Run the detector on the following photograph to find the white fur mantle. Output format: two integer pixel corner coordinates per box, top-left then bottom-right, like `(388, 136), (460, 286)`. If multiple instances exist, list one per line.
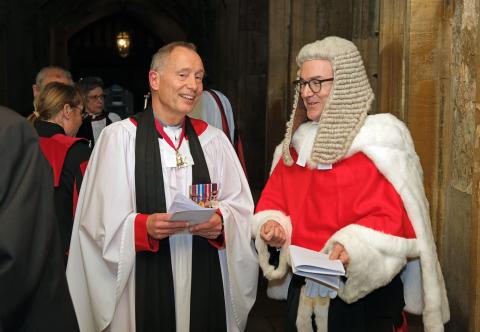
(252, 113), (449, 332)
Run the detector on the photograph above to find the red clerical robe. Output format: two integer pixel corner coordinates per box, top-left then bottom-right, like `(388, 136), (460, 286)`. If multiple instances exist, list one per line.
(256, 149), (416, 250)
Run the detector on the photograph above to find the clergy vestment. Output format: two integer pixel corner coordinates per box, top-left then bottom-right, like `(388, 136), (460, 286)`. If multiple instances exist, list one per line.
(35, 120), (90, 263)
(66, 110), (258, 332)
(76, 111), (121, 148)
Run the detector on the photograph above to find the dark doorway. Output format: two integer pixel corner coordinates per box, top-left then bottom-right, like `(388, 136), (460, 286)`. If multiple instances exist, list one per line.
(68, 12), (163, 114)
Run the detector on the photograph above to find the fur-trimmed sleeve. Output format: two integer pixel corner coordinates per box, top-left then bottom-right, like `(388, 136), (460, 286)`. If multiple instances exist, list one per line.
(322, 224), (419, 303)
(252, 154), (294, 280)
(252, 210), (292, 280)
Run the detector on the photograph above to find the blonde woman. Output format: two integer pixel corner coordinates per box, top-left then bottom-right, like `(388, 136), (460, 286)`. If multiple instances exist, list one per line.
(28, 82), (90, 265)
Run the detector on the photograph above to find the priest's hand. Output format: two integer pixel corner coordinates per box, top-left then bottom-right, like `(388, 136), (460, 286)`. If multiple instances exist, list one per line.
(260, 220), (286, 248)
(329, 243), (349, 267)
(188, 212), (223, 239)
(146, 213), (189, 240)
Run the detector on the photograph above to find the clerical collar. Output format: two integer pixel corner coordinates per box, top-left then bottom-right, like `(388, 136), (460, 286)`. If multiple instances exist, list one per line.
(87, 111), (107, 121)
(153, 114), (183, 129)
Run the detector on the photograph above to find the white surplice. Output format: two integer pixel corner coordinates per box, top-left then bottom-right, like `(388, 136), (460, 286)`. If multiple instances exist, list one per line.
(66, 117), (258, 332)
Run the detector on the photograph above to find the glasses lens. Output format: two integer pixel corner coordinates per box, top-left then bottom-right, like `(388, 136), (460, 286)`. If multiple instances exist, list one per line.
(308, 79), (322, 93)
(88, 94), (105, 101)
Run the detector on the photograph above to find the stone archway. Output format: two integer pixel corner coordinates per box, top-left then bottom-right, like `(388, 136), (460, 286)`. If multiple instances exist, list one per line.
(49, 1), (187, 67)
(48, 1), (188, 113)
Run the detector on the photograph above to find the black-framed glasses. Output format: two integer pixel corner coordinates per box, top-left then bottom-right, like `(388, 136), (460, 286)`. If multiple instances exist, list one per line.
(292, 78), (334, 93)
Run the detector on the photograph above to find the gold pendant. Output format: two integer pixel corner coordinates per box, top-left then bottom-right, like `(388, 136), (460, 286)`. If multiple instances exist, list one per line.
(176, 150), (185, 167)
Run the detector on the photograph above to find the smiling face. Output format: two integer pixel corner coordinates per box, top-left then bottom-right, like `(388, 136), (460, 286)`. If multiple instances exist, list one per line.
(149, 46), (204, 125)
(299, 59), (334, 122)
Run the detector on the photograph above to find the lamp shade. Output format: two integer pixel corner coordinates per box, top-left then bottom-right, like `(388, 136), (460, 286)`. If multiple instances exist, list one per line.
(116, 31), (131, 58)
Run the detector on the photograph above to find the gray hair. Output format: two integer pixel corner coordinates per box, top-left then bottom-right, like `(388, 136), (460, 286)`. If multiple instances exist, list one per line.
(150, 41), (197, 72)
(35, 66), (73, 90)
(282, 36), (374, 166)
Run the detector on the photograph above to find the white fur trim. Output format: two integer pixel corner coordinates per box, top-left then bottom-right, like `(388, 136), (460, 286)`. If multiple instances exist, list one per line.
(296, 286), (329, 332)
(348, 114), (449, 331)
(267, 114), (449, 331)
(313, 296), (329, 332)
(296, 286), (314, 332)
(252, 210), (292, 280)
(266, 272), (291, 300)
(270, 143), (283, 175)
(323, 224), (419, 303)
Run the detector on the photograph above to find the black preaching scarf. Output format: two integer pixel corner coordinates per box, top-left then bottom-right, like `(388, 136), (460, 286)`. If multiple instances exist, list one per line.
(134, 108), (226, 332)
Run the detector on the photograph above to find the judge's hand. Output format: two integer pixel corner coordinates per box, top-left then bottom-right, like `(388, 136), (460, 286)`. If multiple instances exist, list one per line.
(260, 220), (286, 248)
(146, 213), (189, 240)
(329, 243), (349, 267)
(189, 212), (223, 239)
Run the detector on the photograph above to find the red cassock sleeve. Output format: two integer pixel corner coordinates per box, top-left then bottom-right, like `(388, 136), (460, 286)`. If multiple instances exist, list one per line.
(134, 214), (159, 252)
(256, 151), (416, 251)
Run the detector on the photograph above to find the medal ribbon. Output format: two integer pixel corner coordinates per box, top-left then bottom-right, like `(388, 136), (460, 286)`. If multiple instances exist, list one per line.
(154, 120), (186, 162)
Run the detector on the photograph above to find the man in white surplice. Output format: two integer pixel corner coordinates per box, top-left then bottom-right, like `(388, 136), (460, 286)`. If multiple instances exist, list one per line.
(66, 41), (258, 332)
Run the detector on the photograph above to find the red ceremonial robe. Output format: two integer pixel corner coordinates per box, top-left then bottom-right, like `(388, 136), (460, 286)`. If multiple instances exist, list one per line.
(256, 150), (416, 250)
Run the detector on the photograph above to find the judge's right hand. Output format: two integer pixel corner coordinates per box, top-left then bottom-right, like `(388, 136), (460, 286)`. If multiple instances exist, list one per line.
(260, 220), (286, 248)
(146, 213), (189, 240)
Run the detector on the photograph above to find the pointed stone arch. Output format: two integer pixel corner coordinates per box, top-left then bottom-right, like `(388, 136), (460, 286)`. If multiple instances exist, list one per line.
(49, 1), (187, 66)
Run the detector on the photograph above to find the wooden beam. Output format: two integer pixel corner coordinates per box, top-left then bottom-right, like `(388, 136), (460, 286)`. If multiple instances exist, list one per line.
(378, 0), (406, 118)
(471, 1), (480, 329)
(265, 0), (291, 172)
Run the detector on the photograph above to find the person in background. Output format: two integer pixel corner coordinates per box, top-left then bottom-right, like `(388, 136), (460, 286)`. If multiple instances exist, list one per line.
(0, 105), (79, 331)
(190, 89), (236, 142)
(27, 82), (90, 265)
(32, 65), (73, 108)
(66, 41), (258, 332)
(251, 36), (449, 332)
(190, 89), (248, 176)
(76, 76), (121, 148)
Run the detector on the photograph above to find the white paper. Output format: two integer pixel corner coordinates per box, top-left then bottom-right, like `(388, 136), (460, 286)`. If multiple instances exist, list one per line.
(289, 245), (345, 290)
(168, 192), (216, 224)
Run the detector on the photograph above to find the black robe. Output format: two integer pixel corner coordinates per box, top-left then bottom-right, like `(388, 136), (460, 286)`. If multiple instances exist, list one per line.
(35, 121), (91, 264)
(76, 111), (113, 149)
(0, 106), (79, 331)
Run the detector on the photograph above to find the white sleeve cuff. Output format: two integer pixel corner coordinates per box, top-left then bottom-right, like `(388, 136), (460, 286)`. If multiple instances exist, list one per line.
(251, 210), (292, 280)
(323, 224), (418, 304)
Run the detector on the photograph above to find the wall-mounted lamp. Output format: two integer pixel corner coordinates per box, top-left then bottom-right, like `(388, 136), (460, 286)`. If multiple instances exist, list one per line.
(116, 31), (131, 58)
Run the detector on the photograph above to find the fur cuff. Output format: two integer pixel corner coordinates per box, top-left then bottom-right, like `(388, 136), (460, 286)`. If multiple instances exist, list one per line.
(252, 210), (292, 280)
(323, 224), (419, 303)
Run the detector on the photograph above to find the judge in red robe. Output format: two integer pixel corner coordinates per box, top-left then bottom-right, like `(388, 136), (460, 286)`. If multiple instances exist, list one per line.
(252, 37), (449, 332)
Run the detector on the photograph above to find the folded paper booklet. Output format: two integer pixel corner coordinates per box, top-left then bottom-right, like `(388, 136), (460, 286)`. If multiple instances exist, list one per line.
(168, 192), (216, 224)
(289, 245), (346, 290)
